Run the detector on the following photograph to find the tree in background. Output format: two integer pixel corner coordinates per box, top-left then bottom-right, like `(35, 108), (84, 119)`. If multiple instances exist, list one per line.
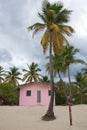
(0, 83), (19, 105)
(23, 62), (42, 83)
(28, 0), (74, 120)
(40, 75), (50, 83)
(5, 66), (21, 87)
(0, 66), (5, 83)
(63, 46), (86, 97)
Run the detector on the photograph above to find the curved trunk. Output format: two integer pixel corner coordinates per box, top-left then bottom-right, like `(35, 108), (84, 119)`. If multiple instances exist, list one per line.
(42, 32), (56, 121)
(57, 69), (62, 81)
(68, 65), (72, 97)
(57, 70), (67, 98)
(67, 65), (72, 126)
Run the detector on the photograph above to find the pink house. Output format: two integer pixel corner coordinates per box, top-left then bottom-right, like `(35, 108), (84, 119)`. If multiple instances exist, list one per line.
(19, 82), (55, 106)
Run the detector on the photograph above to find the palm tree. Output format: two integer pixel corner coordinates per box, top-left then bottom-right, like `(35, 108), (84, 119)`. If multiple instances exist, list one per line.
(28, 0), (74, 120)
(23, 62), (42, 83)
(46, 55), (67, 97)
(63, 46), (86, 97)
(0, 66), (5, 83)
(40, 75), (50, 83)
(5, 66), (21, 86)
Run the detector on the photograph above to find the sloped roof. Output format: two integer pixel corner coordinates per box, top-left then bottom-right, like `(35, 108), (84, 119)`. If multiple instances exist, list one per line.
(18, 82), (51, 89)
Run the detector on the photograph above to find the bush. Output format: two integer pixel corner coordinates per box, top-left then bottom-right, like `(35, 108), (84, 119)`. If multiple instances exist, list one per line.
(55, 91), (66, 105)
(0, 83), (19, 105)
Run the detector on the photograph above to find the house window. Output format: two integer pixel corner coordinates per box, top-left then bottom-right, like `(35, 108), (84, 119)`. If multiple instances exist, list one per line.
(48, 90), (51, 96)
(26, 90), (31, 96)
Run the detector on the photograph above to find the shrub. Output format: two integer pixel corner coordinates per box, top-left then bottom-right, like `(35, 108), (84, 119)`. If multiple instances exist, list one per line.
(0, 83), (19, 105)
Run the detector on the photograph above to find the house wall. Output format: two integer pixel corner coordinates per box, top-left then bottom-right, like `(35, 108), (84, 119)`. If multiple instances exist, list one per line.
(19, 84), (52, 106)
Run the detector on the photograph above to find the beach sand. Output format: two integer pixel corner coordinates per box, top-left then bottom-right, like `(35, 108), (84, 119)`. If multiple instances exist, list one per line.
(0, 105), (87, 130)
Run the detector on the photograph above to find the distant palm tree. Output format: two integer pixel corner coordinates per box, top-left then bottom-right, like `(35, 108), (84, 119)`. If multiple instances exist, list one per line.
(63, 46), (86, 97)
(46, 54), (67, 81)
(23, 62), (42, 83)
(28, 0), (74, 120)
(5, 66), (21, 86)
(46, 55), (67, 97)
(41, 75), (50, 83)
(0, 66), (5, 83)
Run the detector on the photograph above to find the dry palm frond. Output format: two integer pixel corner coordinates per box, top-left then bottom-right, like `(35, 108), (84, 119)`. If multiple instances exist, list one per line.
(59, 25), (75, 36)
(41, 30), (50, 53)
(49, 23), (61, 32)
(32, 25), (45, 38)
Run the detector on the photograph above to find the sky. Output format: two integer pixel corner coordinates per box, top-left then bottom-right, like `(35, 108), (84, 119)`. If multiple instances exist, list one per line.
(0, 0), (87, 82)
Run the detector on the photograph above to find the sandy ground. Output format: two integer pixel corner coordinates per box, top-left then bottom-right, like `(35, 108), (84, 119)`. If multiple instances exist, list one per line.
(0, 105), (87, 130)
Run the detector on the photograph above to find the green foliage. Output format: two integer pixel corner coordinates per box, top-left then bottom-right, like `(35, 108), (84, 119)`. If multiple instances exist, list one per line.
(0, 83), (19, 105)
(40, 76), (50, 83)
(5, 66), (21, 86)
(55, 90), (66, 105)
(55, 81), (87, 105)
(0, 65), (5, 83)
(23, 62), (42, 83)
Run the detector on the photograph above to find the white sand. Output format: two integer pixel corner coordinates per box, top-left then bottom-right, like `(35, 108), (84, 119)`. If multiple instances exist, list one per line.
(0, 105), (87, 130)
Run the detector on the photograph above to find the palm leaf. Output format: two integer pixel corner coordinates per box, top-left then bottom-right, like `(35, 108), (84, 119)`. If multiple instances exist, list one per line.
(41, 30), (50, 53)
(60, 25), (75, 36)
(56, 9), (72, 24)
(32, 25), (45, 38)
(28, 23), (45, 30)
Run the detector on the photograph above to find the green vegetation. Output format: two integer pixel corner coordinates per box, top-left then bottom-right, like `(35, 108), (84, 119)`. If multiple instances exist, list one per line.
(23, 62), (42, 83)
(5, 66), (21, 87)
(0, 83), (19, 105)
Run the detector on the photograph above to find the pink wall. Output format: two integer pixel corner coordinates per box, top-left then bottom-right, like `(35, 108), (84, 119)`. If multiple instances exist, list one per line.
(19, 83), (55, 106)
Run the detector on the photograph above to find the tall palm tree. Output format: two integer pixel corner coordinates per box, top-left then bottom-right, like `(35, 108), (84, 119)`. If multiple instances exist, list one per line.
(5, 66), (21, 86)
(23, 62), (42, 83)
(28, 0), (74, 120)
(0, 66), (5, 83)
(63, 46), (86, 97)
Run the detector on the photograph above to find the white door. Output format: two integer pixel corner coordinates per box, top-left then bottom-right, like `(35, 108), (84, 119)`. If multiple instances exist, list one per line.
(37, 91), (41, 103)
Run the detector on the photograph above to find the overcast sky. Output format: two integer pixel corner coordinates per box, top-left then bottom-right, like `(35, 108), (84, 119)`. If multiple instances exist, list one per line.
(0, 0), (87, 81)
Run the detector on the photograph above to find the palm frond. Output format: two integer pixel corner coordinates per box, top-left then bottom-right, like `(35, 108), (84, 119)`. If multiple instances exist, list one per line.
(42, 0), (50, 16)
(50, 2), (63, 13)
(38, 12), (47, 23)
(60, 25), (75, 36)
(32, 25), (45, 38)
(56, 9), (72, 24)
(49, 23), (61, 32)
(75, 59), (86, 64)
(28, 23), (45, 31)
(41, 30), (50, 53)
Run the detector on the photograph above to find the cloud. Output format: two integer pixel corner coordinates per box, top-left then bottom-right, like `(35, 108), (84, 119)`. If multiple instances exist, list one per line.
(0, 0), (87, 82)
(0, 48), (12, 62)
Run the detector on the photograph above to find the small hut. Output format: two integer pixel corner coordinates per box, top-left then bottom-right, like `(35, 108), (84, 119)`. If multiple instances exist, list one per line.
(19, 82), (55, 106)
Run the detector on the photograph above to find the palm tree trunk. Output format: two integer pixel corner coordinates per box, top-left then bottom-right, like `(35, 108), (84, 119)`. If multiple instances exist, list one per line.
(67, 65), (72, 97)
(42, 33), (56, 121)
(67, 65), (72, 126)
(57, 69), (62, 81)
(57, 70), (67, 98)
